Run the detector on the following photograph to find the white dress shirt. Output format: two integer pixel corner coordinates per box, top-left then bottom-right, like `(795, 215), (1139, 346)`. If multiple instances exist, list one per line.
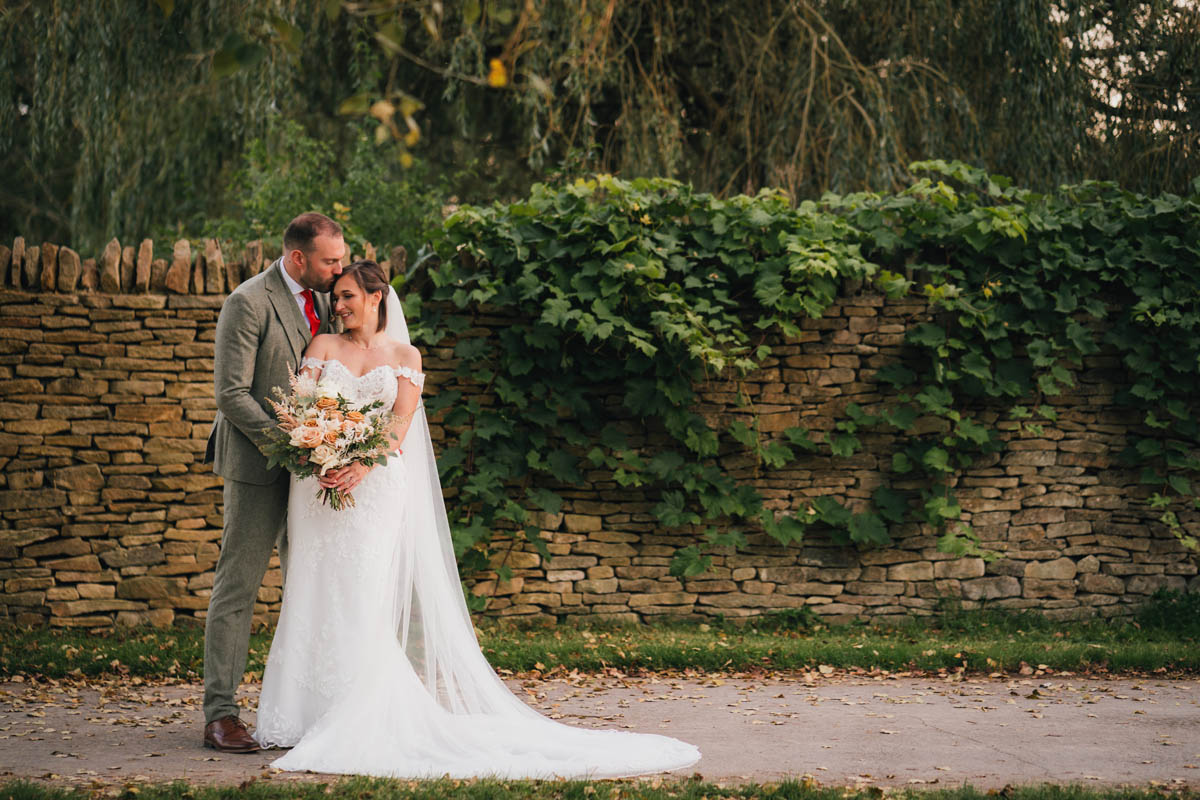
(279, 260), (313, 319)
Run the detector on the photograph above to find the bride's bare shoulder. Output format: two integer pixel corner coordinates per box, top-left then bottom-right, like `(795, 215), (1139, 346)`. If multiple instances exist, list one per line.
(389, 341), (422, 371)
(303, 333), (342, 361)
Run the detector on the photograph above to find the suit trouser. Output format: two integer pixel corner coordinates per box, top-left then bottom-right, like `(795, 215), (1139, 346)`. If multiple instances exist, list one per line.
(203, 473), (290, 724)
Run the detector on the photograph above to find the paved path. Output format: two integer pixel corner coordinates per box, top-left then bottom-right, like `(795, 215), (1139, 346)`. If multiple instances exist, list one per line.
(1, 674), (1197, 790)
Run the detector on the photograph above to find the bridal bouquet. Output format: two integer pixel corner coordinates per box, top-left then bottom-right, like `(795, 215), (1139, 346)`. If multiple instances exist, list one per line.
(262, 369), (395, 510)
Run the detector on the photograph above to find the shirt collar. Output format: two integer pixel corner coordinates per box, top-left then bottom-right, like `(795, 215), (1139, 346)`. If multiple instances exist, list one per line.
(279, 259), (307, 297)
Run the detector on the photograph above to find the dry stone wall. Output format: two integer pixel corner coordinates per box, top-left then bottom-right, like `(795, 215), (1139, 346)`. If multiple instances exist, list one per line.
(0, 236), (1196, 629)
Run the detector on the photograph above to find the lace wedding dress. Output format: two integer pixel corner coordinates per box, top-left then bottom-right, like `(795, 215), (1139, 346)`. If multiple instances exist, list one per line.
(254, 355), (701, 779)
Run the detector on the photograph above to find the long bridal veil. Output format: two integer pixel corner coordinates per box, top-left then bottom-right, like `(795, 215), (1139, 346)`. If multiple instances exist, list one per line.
(380, 284), (521, 715)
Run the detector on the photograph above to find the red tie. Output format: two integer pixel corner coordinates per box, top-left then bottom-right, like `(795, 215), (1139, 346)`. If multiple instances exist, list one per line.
(301, 289), (320, 336)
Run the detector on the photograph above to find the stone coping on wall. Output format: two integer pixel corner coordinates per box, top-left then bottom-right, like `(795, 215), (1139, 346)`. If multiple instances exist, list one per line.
(0, 236), (407, 296)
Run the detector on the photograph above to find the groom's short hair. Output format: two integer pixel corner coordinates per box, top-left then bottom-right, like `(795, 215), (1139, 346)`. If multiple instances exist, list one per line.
(283, 212), (343, 255)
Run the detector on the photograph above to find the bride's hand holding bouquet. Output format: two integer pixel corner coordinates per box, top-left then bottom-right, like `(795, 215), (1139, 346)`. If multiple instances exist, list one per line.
(262, 369), (396, 510)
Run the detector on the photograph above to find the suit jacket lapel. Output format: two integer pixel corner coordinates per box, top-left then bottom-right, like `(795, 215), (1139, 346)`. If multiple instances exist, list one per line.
(314, 291), (333, 335)
(265, 260), (311, 364)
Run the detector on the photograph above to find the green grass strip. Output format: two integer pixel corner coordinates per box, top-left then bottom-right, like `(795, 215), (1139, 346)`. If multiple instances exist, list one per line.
(0, 778), (1195, 800)
(2, 597), (1197, 680)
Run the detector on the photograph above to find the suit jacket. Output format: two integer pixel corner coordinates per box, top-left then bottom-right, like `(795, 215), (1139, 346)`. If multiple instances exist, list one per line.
(205, 260), (331, 485)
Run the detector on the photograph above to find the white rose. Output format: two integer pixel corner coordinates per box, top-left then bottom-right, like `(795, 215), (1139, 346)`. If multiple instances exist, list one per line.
(315, 380), (341, 401)
(309, 444), (337, 474)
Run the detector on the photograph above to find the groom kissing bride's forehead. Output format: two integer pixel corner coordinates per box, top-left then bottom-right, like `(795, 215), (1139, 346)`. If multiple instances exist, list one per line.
(202, 211), (345, 754)
(283, 213), (346, 294)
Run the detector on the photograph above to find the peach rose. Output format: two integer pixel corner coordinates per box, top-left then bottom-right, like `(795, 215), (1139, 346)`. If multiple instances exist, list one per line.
(289, 425), (324, 449)
(323, 429), (339, 445)
(345, 410), (365, 422)
(315, 396), (339, 410)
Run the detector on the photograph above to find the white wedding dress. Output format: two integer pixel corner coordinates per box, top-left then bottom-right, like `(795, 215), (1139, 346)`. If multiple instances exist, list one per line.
(254, 349), (701, 779)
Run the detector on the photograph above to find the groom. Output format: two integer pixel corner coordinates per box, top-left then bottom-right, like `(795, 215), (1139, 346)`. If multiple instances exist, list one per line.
(202, 212), (345, 752)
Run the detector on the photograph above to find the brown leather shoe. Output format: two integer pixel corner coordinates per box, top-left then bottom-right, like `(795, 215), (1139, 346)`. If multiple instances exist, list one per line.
(204, 715), (260, 753)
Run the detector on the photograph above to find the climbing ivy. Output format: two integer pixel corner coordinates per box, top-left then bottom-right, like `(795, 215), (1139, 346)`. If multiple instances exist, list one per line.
(403, 165), (1200, 583)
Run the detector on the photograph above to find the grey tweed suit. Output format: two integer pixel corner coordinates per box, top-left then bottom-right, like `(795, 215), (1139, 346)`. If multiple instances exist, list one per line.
(203, 260), (330, 724)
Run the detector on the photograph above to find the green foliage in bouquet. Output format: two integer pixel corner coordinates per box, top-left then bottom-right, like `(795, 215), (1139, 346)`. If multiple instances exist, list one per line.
(404, 164), (1200, 580)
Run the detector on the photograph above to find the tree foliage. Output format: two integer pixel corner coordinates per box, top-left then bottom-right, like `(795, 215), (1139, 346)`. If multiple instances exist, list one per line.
(3, 0), (1196, 256)
(351, 0), (1199, 198)
(0, 0), (381, 250)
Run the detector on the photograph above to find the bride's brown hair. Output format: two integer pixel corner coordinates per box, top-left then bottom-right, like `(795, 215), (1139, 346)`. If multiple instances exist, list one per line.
(335, 260), (389, 332)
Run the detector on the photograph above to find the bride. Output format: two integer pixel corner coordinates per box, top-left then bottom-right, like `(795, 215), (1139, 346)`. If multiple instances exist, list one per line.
(253, 259), (701, 779)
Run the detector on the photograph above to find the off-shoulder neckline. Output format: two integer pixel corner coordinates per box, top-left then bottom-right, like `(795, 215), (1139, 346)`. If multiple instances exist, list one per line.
(300, 356), (424, 385)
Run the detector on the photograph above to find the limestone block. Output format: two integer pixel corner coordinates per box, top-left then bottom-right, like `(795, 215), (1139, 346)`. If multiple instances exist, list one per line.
(1076, 555), (1100, 574)
(759, 566), (814, 582)
(960, 576), (1020, 601)
(135, 239), (153, 292)
(844, 580), (904, 596)
(685, 579), (738, 593)
(25, 537), (90, 558)
(508, 592), (562, 607)
(1012, 507), (1065, 525)
(933, 558), (985, 579)
(149, 258), (169, 290)
(9, 237), (25, 286)
(575, 578), (619, 594)
(4, 576), (53, 592)
(887, 562), (934, 581)
(5, 590), (47, 607)
(79, 257), (99, 290)
(99, 544), (164, 568)
(1078, 573), (1123, 594)
(49, 598), (143, 616)
(204, 239), (225, 294)
(77, 583), (116, 599)
(487, 550), (540, 569)
(0, 244), (9, 287)
(1047, 521), (1091, 538)
(860, 549), (923, 566)
(697, 592), (807, 608)
(809, 602), (864, 616)
(1025, 492), (1082, 508)
(116, 576), (185, 599)
(0, 488), (68, 511)
(121, 245), (135, 290)
(628, 591), (697, 607)
(1023, 578), (1075, 599)
(586, 565), (614, 580)
(53, 247), (81, 292)
(100, 238), (121, 292)
(742, 580), (776, 594)
(470, 577), (524, 596)
(165, 240), (191, 293)
(51, 463), (104, 491)
(776, 581), (844, 596)
(1126, 574), (1187, 595)
(563, 513), (602, 532)
(36, 242), (57, 291)
(572, 541), (636, 557)
(1024, 557), (1077, 580)
(116, 608), (174, 627)
(243, 241), (263, 278)
(22, 244), (40, 287)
